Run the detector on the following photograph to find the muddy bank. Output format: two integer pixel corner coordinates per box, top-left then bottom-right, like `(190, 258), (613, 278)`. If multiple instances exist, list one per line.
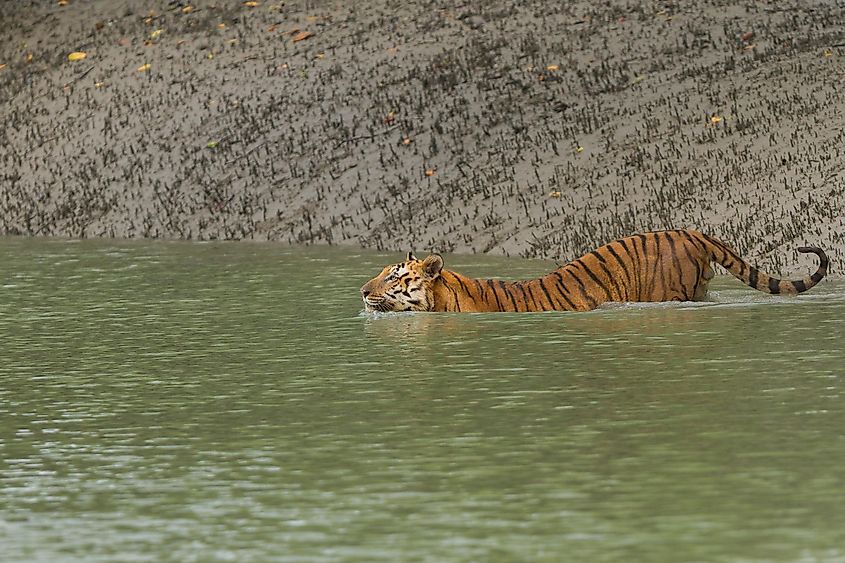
(1, 0), (843, 273)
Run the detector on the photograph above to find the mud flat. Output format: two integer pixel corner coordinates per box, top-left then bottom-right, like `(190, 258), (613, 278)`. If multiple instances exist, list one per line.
(1, 0), (843, 273)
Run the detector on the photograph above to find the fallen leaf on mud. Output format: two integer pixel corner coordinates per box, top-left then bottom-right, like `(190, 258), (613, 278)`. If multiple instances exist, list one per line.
(384, 111), (396, 124)
(633, 75), (646, 83)
(25, 53), (34, 63)
(0, 64), (7, 71)
(95, 81), (105, 88)
(546, 64), (559, 71)
(710, 115), (722, 124)
(740, 31), (754, 41)
(291, 30), (313, 42)
(243, 1), (259, 6)
(424, 169), (436, 177)
(207, 140), (219, 148)
(217, 23), (226, 30)
(267, 24), (279, 32)
(315, 52), (325, 59)
(137, 63), (151, 72)
(58, 0), (69, 5)
(68, 51), (87, 61)
(150, 29), (163, 40)
(182, 5), (194, 13)
(402, 137), (412, 145)
(823, 49), (833, 57)
(549, 191), (562, 198)
(576, 146), (584, 153)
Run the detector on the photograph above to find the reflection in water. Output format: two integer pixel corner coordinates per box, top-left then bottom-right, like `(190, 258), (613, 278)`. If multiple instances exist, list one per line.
(1, 237), (844, 561)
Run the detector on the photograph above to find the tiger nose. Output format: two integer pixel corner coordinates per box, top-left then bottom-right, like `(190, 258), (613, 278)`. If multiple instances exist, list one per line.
(361, 288), (371, 298)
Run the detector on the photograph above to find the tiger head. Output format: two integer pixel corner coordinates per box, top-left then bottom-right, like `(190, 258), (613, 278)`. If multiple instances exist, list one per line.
(360, 252), (444, 312)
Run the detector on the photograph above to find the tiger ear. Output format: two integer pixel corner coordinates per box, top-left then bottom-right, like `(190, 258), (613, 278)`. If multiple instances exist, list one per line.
(407, 251), (417, 261)
(422, 254), (443, 279)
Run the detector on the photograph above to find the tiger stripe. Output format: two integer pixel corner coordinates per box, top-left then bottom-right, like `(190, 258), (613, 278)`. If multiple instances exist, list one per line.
(361, 229), (830, 312)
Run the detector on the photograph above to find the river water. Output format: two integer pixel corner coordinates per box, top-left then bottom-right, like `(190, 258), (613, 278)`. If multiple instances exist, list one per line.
(1, 237), (844, 561)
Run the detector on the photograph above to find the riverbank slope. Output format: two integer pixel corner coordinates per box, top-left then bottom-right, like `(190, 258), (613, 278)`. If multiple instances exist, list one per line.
(2, 0), (843, 274)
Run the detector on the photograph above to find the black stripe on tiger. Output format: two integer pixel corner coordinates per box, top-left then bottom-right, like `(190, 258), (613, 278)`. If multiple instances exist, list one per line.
(663, 231), (688, 300)
(675, 231), (703, 299)
(551, 271), (579, 310)
(591, 250), (626, 301)
(604, 243), (632, 301)
(648, 232), (662, 299)
(452, 274), (477, 304)
(473, 279), (488, 306)
(563, 266), (597, 309)
(538, 278), (560, 310)
(500, 280), (520, 311)
(617, 237), (641, 300)
(486, 279), (504, 310)
(748, 267), (759, 290)
(520, 283), (541, 311)
(574, 259), (612, 302)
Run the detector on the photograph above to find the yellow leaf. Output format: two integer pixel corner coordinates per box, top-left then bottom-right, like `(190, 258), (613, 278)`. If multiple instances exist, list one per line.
(402, 137), (412, 145)
(95, 81), (105, 88)
(291, 30), (313, 42)
(25, 53), (34, 63)
(576, 146), (584, 153)
(182, 5), (194, 13)
(549, 190), (562, 198)
(137, 63), (151, 72)
(546, 64), (559, 71)
(425, 169), (436, 177)
(823, 49), (833, 57)
(0, 64), (6, 71)
(150, 29), (163, 40)
(217, 23), (226, 30)
(710, 115), (722, 124)
(243, 1), (259, 6)
(68, 51), (87, 61)
(58, 0), (68, 5)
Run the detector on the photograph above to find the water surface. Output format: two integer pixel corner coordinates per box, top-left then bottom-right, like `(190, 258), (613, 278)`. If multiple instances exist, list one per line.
(1, 238), (844, 561)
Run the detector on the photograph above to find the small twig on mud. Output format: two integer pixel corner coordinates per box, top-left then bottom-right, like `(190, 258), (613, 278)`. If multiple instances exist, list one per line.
(63, 64), (96, 88)
(225, 141), (267, 165)
(333, 124), (399, 149)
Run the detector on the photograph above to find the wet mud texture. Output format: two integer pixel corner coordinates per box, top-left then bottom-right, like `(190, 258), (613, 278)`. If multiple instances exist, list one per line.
(2, 0), (843, 273)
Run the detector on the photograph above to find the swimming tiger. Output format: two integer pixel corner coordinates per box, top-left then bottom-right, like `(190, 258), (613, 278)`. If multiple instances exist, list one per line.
(360, 229), (829, 312)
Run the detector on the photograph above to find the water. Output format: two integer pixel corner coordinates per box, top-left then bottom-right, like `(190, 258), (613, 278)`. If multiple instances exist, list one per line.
(1, 237), (844, 561)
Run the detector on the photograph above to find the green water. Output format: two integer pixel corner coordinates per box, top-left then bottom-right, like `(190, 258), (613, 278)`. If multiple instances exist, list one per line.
(1, 237), (844, 562)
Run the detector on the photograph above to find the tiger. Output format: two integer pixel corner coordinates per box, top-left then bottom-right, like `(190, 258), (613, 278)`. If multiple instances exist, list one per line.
(360, 229), (829, 312)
